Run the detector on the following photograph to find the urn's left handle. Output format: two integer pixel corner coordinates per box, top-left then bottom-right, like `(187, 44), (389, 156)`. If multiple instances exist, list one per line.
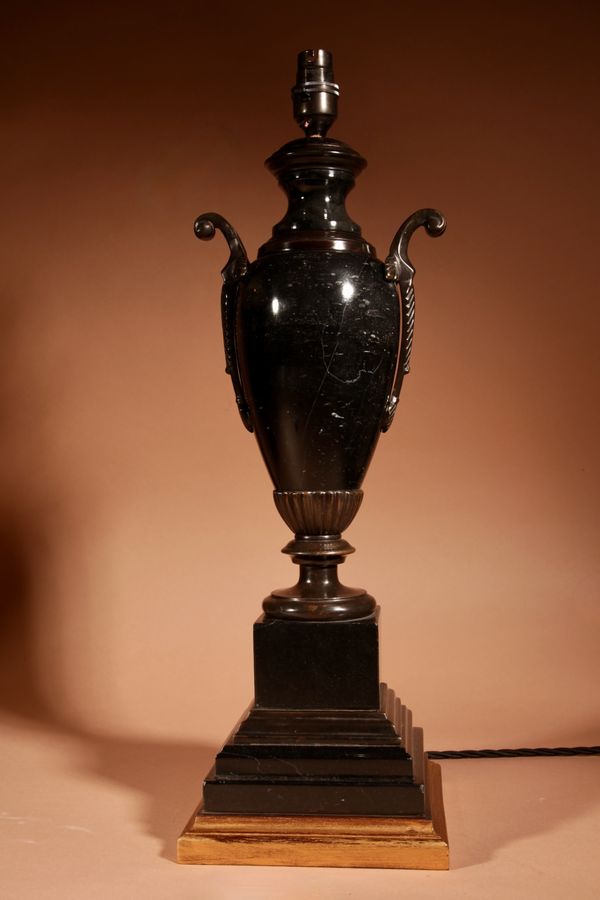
(194, 212), (253, 432)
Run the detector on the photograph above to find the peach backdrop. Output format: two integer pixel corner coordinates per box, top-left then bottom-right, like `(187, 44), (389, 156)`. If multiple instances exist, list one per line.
(1, 0), (598, 759)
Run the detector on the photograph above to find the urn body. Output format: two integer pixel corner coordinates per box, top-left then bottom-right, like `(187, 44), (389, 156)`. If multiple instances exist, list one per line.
(236, 250), (400, 492)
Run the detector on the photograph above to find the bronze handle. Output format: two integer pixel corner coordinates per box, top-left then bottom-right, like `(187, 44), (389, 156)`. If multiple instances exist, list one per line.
(382, 208), (446, 432)
(194, 212), (253, 432)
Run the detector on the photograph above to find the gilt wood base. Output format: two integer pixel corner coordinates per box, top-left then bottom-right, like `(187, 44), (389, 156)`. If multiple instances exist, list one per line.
(177, 759), (448, 869)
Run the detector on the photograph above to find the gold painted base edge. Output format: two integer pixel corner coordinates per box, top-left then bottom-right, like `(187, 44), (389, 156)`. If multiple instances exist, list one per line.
(177, 759), (449, 870)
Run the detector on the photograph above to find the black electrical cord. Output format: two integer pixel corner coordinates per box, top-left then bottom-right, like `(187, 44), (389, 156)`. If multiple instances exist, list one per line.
(427, 746), (600, 760)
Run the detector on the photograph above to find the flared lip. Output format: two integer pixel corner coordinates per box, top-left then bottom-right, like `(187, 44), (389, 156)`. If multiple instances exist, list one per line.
(265, 137), (367, 179)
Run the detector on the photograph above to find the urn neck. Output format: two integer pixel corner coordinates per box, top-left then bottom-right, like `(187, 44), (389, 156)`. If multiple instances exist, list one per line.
(259, 138), (374, 257)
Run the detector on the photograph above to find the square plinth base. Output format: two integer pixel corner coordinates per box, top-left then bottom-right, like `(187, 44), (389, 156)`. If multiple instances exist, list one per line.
(253, 609), (381, 709)
(177, 760), (449, 870)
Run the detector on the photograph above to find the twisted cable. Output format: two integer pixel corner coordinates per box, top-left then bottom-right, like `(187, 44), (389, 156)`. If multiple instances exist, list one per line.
(428, 746), (600, 760)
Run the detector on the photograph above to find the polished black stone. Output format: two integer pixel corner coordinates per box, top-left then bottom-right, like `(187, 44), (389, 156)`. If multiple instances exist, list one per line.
(203, 768), (427, 817)
(253, 609), (380, 709)
(236, 251), (399, 491)
(263, 137), (367, 246)
(215, 694), (419, 780)
(203, 687), (428, 816)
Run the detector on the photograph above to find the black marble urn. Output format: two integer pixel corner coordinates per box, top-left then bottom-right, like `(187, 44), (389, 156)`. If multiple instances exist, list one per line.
(184, 50), (447, 840)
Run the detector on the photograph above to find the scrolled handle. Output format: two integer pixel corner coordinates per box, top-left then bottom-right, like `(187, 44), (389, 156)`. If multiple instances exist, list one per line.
(194, 212), (253, 432)
(381, 208), (446, 432)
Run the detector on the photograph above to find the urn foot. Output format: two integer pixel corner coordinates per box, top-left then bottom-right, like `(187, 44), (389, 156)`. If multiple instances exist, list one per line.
(266, 489), (374, 620)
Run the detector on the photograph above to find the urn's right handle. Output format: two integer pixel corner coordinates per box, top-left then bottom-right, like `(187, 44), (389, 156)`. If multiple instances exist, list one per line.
(382, 208), (446, 432)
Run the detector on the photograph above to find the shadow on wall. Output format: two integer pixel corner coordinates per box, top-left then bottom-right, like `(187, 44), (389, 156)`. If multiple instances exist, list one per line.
(0, 511), (215, 860)
(0, 298), (214, 860)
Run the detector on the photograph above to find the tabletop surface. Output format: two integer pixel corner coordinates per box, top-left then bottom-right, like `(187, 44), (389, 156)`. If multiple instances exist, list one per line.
(1, 714), (598, 900)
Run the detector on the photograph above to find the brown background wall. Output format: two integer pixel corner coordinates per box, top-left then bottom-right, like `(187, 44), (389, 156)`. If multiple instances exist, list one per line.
(1, 0), (598, 753)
